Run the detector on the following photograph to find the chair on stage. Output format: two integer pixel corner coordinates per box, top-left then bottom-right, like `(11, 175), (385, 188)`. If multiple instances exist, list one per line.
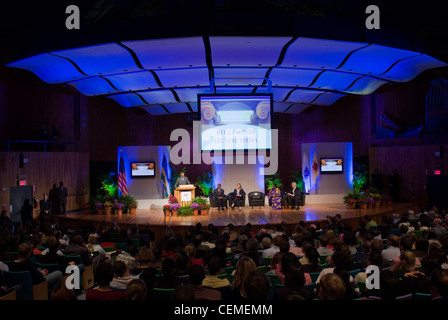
(209, 193), (228, 209)
(248, 192), (265, 209)
(227, 192), (246, 208)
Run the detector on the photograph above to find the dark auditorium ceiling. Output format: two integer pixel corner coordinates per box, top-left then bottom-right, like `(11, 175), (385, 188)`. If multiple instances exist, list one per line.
(2, 0), (448, 115)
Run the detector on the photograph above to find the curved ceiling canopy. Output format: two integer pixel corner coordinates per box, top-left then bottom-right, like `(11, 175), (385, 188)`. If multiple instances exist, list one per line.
(5, 36), (447, 115)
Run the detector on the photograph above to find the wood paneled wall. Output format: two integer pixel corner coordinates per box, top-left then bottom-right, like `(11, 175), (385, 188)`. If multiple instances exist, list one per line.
(369, 144), (448, 206)
(0, 152), (90, 214)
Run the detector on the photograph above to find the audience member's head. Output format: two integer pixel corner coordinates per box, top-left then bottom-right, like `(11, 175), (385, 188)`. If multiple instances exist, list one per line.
(172, 284), (195, 300)
(113, 260), (127, 278)
(279, 240), (291, 253)
(135, 247), (155, 265)
(370, 239), (384, 254)
(233, 256), (257, 297)
(244, 270), (270, 300)
(431, 268), (448, 300)
(161, 257), (177, 277)
(17, 242), (32, 259)
(318, 273), (346, 300)
(380, 270), (402, 300)
(207, 256), (223, 276)
(189, 264), (206, 286)
(125, 279), (147, 300)
(95, 262), (115, 287)
(388, 235), (400, 248)
(421, 256), (440, 277)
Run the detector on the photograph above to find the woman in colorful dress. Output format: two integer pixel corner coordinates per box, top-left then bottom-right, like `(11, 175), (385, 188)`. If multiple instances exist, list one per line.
(269, 184), (282, 210)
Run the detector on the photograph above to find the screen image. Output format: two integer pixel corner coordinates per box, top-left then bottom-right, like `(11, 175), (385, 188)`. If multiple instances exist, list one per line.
(131, 162), (155, 177)
(320, 158), (343, 173)
(198, 94), (273, 151)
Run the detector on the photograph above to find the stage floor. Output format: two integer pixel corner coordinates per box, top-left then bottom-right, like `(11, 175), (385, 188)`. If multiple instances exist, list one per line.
(57, 202), (417, 230)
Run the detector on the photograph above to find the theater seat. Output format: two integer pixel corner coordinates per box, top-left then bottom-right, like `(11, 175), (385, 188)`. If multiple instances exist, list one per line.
(248, 192), (265, 209)
(3, 271), (48, 300)
(227, 193), (245, 207)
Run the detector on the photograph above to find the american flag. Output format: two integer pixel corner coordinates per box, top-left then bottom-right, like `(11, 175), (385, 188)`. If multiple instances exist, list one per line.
(118, 155), (128, 195)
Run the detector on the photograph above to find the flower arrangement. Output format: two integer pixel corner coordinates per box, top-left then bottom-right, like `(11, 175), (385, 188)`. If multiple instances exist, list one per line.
(104, 201), (114, 208)
(170, 203), (181, 211)
(199, 204), (211, 211)
(190, 203), (200, 210)
(372, 194), (382, 202)
(82, 203), (91, 210)
(357, 198), (369, 205)
(168, 194), (178, 204)
(366, 197), (375, 205)
(346, 199), (357, 205)
(178, 205), (194, 216)
(163, 204), (171, 212)
(114, 202), (124, 209)
(94, 202), (104, 210)
(128, 203), (138, 209)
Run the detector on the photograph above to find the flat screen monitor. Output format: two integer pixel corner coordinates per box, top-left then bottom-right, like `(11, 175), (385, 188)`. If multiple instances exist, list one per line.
(131, 162), (155, 177)
(198, 93), (273, 151)
(320, 158), (343, 173)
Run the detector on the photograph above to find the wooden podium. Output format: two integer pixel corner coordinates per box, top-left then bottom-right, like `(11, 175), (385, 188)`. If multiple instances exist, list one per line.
(174, 184), (196, 207)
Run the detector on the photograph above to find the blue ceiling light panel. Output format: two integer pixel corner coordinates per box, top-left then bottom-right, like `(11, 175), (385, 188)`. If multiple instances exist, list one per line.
(140, 105), (170, 115)
(123, 37), (207, 69)
(281, 37), (367, 69)
(256, 87), (293, 102)
(4, 36), (447, 115)
(68, 77), (118, 96)
(154, 67), (210, 87)
(213, 67), (269, 86)
(311, 92), (346, 106)
(209, 36), (292, 67)
(336, 44), (421, 79)
(107, 93), (146, 108)
(52, 43), (141, 76)
(104, 71), (160, 92)
(380, 54), (447, 82)
(215, 86), (255, 93)
(285, 89), (326, 104)
(138, 89), (178, 104)
(269, 67), (321, 87)
(5, 53), (87, 83)
(173, 87), (212, 103)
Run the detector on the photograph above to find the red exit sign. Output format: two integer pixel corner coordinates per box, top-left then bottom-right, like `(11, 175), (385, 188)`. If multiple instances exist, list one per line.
(434, 170), (441, 175)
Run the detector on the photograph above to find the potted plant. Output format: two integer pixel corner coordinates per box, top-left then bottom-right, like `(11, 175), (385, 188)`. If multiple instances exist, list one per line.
(199, 203), (211, 215)
(114, 202), (124, 216)
(103, 201), (113, 214)
(118, 194), (138, 213)
(373, 194), (382, 207)
(128, 203), (138, 214)
(170, 203), (181, 216)
(343, 189), (361, 209)
(168, 194), (178, 204)
(365, 197), (375, 209)
(382, 194), (392, 206)
(357, 198), (368, 210)
(82, 203), (91, 214)
(163, 204), (172, 216)
(93, 202), (104, 214)
(190, 202), (200, 216)
(178, 205), (194, 216)
(346, 199), (357, 209)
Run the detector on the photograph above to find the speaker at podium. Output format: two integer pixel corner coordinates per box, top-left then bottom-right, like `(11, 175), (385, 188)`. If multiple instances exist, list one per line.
(174, 184), (196, 207)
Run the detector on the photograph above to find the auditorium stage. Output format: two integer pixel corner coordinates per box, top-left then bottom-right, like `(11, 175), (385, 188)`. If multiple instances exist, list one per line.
(55, 202), (418, 239)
